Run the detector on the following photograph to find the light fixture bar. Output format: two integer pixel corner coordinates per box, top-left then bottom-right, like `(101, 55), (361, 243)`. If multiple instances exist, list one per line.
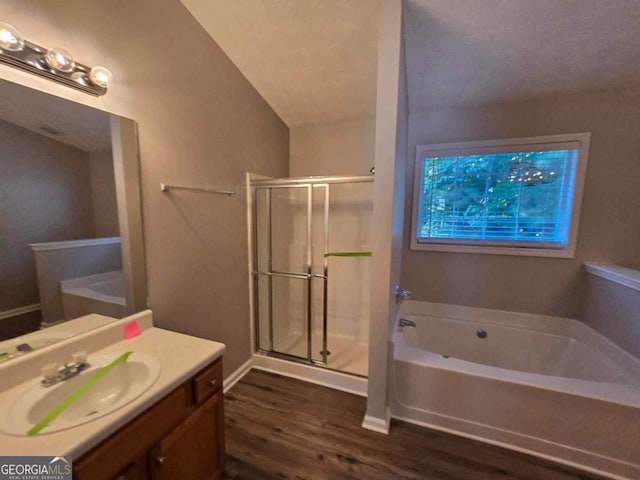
(0, 30), (108, 96)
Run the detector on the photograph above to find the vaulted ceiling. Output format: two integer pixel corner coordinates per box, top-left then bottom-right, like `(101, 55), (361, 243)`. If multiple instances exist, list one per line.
(181, 0), (380, 127)
(184, 0), (640, 124)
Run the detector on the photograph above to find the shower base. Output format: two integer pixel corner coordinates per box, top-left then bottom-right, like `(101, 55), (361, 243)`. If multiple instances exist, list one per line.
(268, 330), (369, 377)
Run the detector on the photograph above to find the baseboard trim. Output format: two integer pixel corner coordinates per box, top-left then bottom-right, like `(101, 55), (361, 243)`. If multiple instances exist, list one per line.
(252, 354), (368, 397)
(224, 358), (253, 393)
(0, 304), (40, 321)
(362, 407), (391, 435)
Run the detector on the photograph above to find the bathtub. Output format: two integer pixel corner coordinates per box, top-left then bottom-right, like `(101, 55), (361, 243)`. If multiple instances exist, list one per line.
(392, 301), (640, 480)
(60, 270), (127, 320)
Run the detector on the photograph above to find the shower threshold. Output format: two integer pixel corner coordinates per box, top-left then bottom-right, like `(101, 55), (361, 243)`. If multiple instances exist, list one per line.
(264, 331), (368, 377)
(252, 351), (369, 397)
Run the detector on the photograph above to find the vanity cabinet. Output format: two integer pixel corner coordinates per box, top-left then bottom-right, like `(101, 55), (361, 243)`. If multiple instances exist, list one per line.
(73, 357), (225, 480)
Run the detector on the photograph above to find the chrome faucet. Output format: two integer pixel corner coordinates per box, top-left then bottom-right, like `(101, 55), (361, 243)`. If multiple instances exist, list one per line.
(40, 351), (90, 387)
(394, 284), (412, 302)
(398, 318), (416, 328)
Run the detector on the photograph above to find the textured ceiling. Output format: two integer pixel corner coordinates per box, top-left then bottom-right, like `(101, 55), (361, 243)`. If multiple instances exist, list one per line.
(405, 0), (640, 113)
(0, 79), (111, 152)
(181, 0), (380, 127)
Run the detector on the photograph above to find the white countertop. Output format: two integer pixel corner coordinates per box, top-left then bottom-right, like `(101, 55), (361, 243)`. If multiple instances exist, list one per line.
(0, 326), (225, 457)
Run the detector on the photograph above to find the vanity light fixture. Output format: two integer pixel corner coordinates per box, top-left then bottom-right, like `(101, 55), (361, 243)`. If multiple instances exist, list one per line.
(0, 22), (24, 51)
(0, 21), (112, 96)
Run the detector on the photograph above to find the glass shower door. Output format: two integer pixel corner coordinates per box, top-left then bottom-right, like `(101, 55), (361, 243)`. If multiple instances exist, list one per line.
(321, 182), (372, 376)
(254, 185), (327, 363)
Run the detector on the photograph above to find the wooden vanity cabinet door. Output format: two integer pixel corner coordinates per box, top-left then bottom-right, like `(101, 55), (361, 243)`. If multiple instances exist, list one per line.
(73, 383), (192, 480)
(74, 357), (225, 480)
(151, 391), (225, 480)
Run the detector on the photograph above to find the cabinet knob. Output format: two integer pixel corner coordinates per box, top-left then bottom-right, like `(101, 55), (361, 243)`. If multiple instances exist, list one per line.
(156, 456), (165, 465)
(208, 379), (217, 387)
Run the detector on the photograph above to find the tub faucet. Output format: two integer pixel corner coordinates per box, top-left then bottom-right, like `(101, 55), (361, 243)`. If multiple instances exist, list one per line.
(394, 285), (412, 302)
(40, 351), (90, 387)
(399, 318), (416, 328)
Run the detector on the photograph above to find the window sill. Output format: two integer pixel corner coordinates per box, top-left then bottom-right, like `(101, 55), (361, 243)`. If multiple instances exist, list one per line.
(410, 240), (575, 258)
(584, 263), (640, 292)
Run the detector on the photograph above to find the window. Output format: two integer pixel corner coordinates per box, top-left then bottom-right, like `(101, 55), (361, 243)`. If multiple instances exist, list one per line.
(410, 134), (590, 257)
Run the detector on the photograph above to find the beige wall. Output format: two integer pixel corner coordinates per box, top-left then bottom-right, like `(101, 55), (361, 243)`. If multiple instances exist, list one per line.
(289, 118), (375, 177)
(581, 277), (640, 358)
(0, 119), (95, 313)
(402, 87), (640, 318)
(1, 0), (289, 377)
(89, 149), (119, 238)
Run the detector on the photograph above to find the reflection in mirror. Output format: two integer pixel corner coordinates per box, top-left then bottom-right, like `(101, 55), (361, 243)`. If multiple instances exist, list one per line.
(0, 78), (146, 362)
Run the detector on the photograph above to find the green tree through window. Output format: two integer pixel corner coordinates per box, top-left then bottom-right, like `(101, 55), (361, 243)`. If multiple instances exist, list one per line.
(419, 150), (577, 245)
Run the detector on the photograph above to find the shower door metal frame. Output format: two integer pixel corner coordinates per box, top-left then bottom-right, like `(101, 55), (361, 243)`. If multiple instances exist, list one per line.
(251, 175), (373, 369)
(252, 183), (329, 366)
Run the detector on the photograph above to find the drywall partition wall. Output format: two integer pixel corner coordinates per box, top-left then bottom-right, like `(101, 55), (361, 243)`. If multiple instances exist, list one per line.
(0, 0), (289, 377)
(581, 276), (640, 358)
(402, 87), (640, 318)
(0, 118), (95, 314)
(89, 149), (119, 238)
(364, 0), (407, 434)
(289, 118), (376, 177)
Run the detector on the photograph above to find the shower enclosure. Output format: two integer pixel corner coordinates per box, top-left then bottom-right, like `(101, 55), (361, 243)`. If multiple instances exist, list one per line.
(252, 175), (373, 377)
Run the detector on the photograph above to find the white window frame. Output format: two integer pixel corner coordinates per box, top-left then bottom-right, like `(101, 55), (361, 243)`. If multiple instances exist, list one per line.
(410, 133), (590, 258)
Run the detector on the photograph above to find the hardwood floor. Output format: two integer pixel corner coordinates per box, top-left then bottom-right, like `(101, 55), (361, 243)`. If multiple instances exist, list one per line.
(223, 370), (605, 480)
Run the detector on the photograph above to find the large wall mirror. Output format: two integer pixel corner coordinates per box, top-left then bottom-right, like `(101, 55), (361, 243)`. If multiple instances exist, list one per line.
(0, 78), (146, 362)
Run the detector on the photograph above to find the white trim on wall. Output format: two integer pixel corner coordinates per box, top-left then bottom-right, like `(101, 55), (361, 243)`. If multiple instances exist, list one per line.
(585, 263), (640, 292)
(223, 358), (253, 394)
(0, 304), (40, 321)
(29, 237), (121, 252)
(362, 407), (391, 435)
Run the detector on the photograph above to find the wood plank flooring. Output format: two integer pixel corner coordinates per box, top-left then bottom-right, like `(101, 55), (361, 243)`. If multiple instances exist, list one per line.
(222, 370), (605, 480)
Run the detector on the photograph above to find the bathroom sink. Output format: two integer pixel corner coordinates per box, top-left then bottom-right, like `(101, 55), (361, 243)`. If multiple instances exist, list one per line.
(0, 352), (161, 436)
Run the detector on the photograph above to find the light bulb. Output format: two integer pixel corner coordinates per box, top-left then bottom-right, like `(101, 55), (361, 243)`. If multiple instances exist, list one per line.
(44, 47), (75, 72)
(0, 22), (25, 51)
(89, 66), (112, 88)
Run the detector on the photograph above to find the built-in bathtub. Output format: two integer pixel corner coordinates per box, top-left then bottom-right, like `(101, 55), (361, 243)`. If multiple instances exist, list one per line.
(391, 301), (640, 480)
(60, 270), (127, 320)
